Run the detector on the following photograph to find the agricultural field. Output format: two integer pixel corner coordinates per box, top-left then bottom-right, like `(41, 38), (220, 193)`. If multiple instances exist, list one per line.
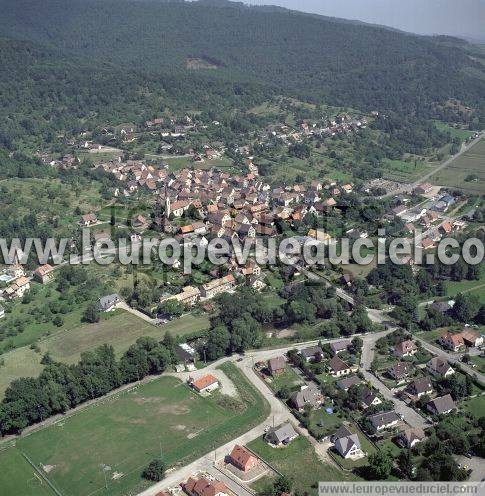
(8, 364), (268, 496)
(429, 138), (485, 194)
(434, 122), (476, 141)
(0, 311), (210, 398)
(0, 446), (56, 496)
(248, 434), (358, 495)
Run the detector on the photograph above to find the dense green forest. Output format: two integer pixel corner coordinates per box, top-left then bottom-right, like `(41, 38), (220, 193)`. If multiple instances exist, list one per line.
(1, 0), (483, 104)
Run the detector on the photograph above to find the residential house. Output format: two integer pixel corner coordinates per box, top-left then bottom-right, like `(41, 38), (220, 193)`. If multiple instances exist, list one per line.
(334, 434), (364, 460)
(426, 357), (454, 378)
(80, 213), (97, 226)
(439, 331), (465, 352)
(427, 394), (456, 415)
(98, 293), (120, 312)
(183, 476), (229, 496)
(336, 376), (362, 391)
(264, 423), (298, 446)
(300, 346), (323, 362)
(190, 374), (219, 394)
(330, 425), (352, 443)
(367, 411), (400, 432)
(460, 329), (483, 348)
(393, 340), (418, 358)
(406, 377), (434, 399)
(330, 340), (352, 356)
(327, 356), (355, 377)
(387, 362), (411, 382)
(33, 264), (55, 284)
(397, 427), (426, 448)
(361, 388), (382, 409)
(289, 384), (324, 411)
(268, 356), (286, 376)
(201, 275), (236, 298)
(228, 445), (258, 473)
(4, 276), (30, 300)
(160, 286), (201, 306)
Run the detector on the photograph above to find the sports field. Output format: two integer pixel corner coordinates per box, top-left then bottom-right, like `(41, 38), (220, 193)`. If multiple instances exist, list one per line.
(0, 447), (56, 496)
(4, 365), (268, 496)
(429, 138), (485, 194)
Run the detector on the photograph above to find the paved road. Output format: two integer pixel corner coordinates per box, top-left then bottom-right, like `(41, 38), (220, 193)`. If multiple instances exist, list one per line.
(455, 455), (485, 482)
(378, 133), (484, 199)
(360, 331), (430, 430)
(415, 337), (485, 385)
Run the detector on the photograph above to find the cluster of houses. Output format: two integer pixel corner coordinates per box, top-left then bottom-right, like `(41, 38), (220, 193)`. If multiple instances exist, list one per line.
(0, 264), (55, 301)
(438, 328), (483, 352)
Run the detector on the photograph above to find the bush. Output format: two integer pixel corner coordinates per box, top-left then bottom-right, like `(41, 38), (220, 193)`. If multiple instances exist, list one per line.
(142, 459), (166, 481)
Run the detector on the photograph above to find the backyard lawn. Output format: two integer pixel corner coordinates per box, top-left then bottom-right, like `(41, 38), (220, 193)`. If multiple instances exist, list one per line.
(248, 434), (358, 495)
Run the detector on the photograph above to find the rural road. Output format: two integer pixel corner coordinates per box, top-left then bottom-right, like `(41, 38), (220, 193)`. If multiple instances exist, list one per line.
(379, 133), (484, 199)
(414, 336), (485, 385)
(360, 331), (430, 430)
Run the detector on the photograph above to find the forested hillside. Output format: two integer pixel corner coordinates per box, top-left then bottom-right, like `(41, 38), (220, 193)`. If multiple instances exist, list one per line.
(1, 0), (484, 110)
(0, 37), (273, 149)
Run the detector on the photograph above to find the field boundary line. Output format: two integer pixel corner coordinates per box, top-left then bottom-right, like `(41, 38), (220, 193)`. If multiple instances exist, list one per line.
(20, 449), (64, 496)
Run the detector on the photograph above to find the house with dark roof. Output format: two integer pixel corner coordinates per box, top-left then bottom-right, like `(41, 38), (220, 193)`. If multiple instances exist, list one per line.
(367, 411), (400, 432)
(361, 388), (382, 409)
(264, 423), (298, 446)
(330, 425), (353, 443)
(300, 345), (323, 362)
(289, 384), (324, 411)
(426, 357), (454, 378)
(268, 356), (286, 376)
(334, 433), (364, 459)
(330, 340), (352, 356)
(336, 375), (362, 391)
(327, 356), (355, 377)
(427, 394), (456, 415)
(406, 377), (434, 399)
(387, 362), (411, 382)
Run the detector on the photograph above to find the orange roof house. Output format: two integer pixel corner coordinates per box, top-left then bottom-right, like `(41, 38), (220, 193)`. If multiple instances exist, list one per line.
(190, 374), (219, 393)
(229, 444), (259, 472)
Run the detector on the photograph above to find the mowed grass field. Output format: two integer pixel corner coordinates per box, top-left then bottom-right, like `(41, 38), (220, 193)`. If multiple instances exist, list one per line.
(429, 138), (485, 194)
(7, 365), (268, 496)
(0, 447), (56, 496)
(0, 311), (210, 397)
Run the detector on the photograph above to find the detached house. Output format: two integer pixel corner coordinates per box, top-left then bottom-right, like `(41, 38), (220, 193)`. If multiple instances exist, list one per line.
(268, 356), (286, 376)
(439, 331), (465, 352)
(361, 388), (382, 409)
(4, 276), (30, 300)
(460, 329), (483, 348)
(426, 357), (454, 378)
(289, 384), (324, 411)
(327, 356), (355, 377)
(394, 340), (418, 358)
(80, 213), (97, 226)
(406, 377), (434, 399)
(334, 433), (364, 460)
(397, 427), (426, 448)
(265, 423), (298, 446)
(229, 445), (258, 473)
(427, 394), (456, 415)
(33, 264), (55, 284)
(300, 345), (323, 362)
(387, 362), (411, 382)
(367, 411), (400, 432)
(183, 477), (229, 496)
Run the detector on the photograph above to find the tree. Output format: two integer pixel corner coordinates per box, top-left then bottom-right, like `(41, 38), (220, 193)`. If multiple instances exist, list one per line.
(142, 458), (166, 481)
(452, 293), (480, 323)
(205, 325), (230, 360)
(83, 302), (100, 323)
(367, 450), (393, 480)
